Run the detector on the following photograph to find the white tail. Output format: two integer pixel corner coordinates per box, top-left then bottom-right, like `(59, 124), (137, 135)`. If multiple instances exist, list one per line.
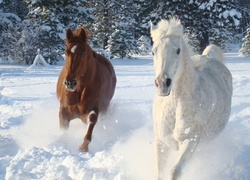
(202, 44), (224, 62)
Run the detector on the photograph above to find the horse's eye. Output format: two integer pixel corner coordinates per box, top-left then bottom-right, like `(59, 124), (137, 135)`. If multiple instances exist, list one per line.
(176, 48), (180, 55)
(152, 52), (154, 56)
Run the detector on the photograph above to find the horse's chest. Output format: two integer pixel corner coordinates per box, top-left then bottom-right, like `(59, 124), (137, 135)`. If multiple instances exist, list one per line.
(153, 98), (176, 136)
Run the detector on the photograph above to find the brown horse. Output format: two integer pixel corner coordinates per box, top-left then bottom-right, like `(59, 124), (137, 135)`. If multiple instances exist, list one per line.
(56, 28), (116, 152)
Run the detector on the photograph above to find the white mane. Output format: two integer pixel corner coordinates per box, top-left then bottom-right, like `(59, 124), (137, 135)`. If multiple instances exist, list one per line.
(151, 18), (183, 42)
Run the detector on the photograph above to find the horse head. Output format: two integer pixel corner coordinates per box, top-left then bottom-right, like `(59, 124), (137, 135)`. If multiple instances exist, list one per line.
(64, 28), (92, 92)
(150, 18), (184, 96)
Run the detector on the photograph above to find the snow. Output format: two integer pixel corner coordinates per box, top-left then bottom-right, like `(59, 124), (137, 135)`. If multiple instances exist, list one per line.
(41, 25), (52, 31)
(221, 9), (241, 26)
(1, 50), (250, 179)
(0, 12), (21, 28)
(28, 52), (50, 69)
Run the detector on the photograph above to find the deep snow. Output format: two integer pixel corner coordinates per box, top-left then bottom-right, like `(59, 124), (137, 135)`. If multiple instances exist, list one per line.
(1, 50), (250, 180)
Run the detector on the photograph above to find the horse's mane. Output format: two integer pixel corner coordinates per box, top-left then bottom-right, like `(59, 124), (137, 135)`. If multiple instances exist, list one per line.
(151, 17), (183, 42)
(151, 17), (214, 71)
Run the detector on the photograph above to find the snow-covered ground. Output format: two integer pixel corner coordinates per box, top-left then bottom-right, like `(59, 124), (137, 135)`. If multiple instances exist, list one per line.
(1, 50), (250, 180)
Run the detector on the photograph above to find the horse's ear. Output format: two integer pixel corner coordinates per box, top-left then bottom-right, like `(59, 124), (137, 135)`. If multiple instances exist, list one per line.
(150, 21), (157, 32)
(66, 28), (73, 41)
(78, 28), (89, 42)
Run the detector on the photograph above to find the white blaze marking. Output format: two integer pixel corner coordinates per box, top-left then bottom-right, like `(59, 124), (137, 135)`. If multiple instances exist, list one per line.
(71, 45), (77, 53)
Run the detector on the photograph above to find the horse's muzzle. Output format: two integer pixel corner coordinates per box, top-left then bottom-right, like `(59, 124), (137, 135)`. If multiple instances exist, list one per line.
(155, 77), (172, 96)
(64, 78), (77, 92)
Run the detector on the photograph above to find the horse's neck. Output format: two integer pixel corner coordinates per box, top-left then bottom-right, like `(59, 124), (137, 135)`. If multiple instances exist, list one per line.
(82, 55), (97, 83)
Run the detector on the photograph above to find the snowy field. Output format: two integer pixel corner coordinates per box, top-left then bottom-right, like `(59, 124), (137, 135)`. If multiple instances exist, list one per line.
(1, 50), (250, 180)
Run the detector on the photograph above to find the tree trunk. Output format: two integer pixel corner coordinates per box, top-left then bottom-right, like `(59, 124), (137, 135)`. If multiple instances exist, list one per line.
(103, 0), (109, 50)
(200, 32), (209, 54)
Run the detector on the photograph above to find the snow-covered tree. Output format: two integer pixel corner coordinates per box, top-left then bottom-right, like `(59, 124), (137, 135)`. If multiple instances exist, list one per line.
(2, 0), (28, 20)
(0, 0), (249, 63)
(88, 0), (111, 52)
(0, 0), (24, 63)
(107, 21), (133, 59)
(106, 0), (139, 59)
(21, 0), (93, 64)
(137, 35), (151, 55)
(239, 28), (250, 56)
(20, 4), (62, 63)
(147, 0), (242, 53)
(89, 0), (140, 59)
(135, 0), (156, 37)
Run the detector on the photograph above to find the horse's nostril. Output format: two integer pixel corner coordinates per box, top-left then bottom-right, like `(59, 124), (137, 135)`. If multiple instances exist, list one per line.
(72, 79), (77, 86)
(64, 80), (68, 86)
(64, 80), (71, 87)
(166, 78), (172, 87)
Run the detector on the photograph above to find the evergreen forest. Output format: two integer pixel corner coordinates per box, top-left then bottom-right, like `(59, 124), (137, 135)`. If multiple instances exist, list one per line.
(1, 0), (250, 64)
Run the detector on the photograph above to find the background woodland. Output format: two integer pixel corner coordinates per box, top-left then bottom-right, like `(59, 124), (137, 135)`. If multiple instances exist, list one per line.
(1, 0), (250, 64)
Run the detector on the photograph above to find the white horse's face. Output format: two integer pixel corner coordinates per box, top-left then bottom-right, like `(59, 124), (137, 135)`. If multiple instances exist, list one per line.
(152, 37), (182, 96)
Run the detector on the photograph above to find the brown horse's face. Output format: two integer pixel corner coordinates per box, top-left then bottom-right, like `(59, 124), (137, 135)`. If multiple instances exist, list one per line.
(64, 28), (91, 92)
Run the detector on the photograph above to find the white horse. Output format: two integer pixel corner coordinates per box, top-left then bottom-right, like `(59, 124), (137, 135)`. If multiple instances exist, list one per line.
(150, 18), (232, 180)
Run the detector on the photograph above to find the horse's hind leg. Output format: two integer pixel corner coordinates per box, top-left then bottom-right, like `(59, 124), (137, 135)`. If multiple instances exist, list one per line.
(79, 110), (98, 152)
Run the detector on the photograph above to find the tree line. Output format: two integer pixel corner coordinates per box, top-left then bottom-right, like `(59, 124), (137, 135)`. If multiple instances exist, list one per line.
(0, 0), (250, 64)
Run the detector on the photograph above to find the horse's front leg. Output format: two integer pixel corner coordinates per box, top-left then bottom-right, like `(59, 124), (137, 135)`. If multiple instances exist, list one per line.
(79, 109), (99, 152)
(169, 139), (199, 180)
(59, 106), (71, 130)
(155, 140), (170, 180)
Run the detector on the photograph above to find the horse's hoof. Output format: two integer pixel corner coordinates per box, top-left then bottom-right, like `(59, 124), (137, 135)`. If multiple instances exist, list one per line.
(79, 144), (89, 152)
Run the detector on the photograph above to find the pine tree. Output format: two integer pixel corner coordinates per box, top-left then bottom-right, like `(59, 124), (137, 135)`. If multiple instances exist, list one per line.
(137, 35), (150, 55)
(1, 0), (248, 63)
(106, 0), (139, 59)
(135, 0), (157, 37)
(21, 3), (62, 63)
(239, 28), (250, 56)
(0, 0), (24, 63)
(88, 0), (113, 54)
(145, 0), (242, 53)
(107, 20), (137, 59)
(21, 0), (93, 64)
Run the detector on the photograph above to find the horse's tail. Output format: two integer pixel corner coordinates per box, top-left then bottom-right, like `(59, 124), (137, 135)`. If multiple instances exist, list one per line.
(202, 44), (224, 63)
